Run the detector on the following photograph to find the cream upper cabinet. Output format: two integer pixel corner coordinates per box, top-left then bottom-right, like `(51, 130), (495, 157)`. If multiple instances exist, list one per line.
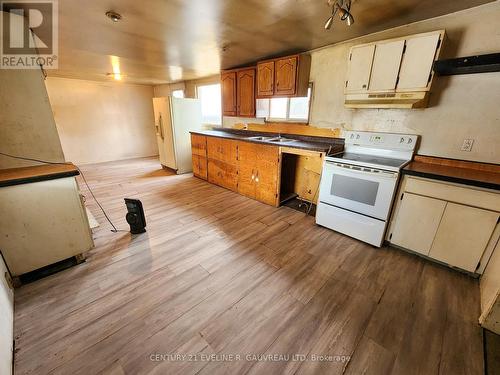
(344, 30), (444, 107)
(429, 203), (499, 272)
(391, 192), (446, 255)
(369, 40), (405, 92)
(397, 33), (441, 91)
(345, 44), (375, 93)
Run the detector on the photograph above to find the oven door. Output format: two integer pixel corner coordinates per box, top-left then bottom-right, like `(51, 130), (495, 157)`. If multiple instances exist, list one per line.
(319, 161), (398, 220)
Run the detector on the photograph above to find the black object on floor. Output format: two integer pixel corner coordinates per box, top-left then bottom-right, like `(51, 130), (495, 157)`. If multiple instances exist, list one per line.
(18, 256), (82, 286)
(125, 198), (147, 234)
(283, 197), (316, 216)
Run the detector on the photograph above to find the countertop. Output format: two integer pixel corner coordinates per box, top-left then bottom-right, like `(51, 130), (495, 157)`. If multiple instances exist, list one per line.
(190, 128), (344, 153)
(0, 163), (80, 188)
(403, 157), (500, 191)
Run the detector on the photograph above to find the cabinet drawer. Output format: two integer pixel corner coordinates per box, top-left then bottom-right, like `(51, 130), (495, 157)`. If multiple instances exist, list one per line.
(191, 134), (207, 157)
(207, 137), (238, 164)
(208, 159), (238, 192)
(405, 177), (500, 212)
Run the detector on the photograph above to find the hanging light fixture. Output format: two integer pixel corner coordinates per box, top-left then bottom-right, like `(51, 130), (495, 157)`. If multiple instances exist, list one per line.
(324, 0), (355, 30)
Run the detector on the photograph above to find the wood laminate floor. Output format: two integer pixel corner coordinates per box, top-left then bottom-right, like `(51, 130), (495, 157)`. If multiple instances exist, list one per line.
(13, 157), (484, 375)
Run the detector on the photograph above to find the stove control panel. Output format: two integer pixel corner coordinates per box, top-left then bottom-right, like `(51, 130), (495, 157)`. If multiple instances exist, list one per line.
(345, 131), (418, 151)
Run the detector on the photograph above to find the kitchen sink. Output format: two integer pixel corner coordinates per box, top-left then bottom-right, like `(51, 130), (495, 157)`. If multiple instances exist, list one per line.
(268, 137), (297, 143)
(248, 136), (274, 141)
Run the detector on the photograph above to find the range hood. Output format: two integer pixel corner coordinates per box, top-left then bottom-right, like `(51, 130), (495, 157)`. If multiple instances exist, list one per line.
(344, 91), (429, 109)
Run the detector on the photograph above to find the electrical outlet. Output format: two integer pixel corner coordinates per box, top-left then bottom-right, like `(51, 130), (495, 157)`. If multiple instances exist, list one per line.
(461, 139), (474, 152)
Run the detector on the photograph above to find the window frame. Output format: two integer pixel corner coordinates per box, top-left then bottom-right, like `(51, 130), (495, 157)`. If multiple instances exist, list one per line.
(196, 83), (222, 126)
(171, 89), (184, 98)
(262, 83), (313, 124)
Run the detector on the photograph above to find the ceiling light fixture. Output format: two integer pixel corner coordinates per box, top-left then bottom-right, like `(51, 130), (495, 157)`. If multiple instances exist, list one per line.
(324, 0), (354, 30)
(106, 11), (122, 22)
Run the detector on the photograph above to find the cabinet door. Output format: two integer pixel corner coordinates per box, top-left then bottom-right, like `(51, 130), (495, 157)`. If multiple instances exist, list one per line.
(221, 71), (237, 116)
(397, 33), (440, 90)
(207, 137), (238, 164)
(192, 155), (207, 180)
(255, 145), (280, 206)
(208, 159), (238, 191)
(237, 68), (256, 117)
(191, 134), (207, 157)
(391, 192), (446, 255)
(257, 61), (274, 97)
(275, 56), (298, 96)
(369, 40), (405, 92)
(346, 45), (375, 93)
(429, 203), (499, 272)
(237, 142), (257, 199)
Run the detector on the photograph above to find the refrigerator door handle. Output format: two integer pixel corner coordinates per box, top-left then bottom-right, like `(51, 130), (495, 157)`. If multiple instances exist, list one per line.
(158, 113), (165, 140)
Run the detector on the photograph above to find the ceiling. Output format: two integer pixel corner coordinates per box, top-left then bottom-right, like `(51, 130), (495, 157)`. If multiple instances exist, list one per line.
(49, 0), (495, 85)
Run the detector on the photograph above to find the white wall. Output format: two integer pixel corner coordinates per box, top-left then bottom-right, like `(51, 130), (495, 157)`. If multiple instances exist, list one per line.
(45, 77), (158, 165)
(309, 2), (500, 164)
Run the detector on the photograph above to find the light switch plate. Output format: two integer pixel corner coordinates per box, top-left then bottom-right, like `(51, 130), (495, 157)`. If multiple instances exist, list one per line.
(461, 139), (474, 152)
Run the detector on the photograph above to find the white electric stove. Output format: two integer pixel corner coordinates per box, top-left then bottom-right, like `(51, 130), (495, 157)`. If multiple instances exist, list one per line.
(316, 131), (418, 247)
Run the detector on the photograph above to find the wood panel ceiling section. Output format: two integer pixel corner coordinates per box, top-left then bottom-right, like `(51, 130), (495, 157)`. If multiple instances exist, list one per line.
(49, 0), (495, 84)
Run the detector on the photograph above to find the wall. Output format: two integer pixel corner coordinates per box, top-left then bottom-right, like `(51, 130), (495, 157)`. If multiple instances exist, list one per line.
(0, 68), (65, 169)
(309, 2), (500, 164)
(153, 82), (186, 97)
(45, 77), (158, 165)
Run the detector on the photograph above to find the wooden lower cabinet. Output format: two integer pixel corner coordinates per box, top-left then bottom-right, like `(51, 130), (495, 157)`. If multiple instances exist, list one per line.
(192, 155), (207, 180)
(191, 135), (280, 206)
(238, 142), (280, 206)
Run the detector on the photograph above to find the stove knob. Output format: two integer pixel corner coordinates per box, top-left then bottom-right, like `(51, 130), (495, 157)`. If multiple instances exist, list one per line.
(350, 134), (355, 139)
(407, 138), (413, 144)
(356, 134), (360, 139)
(400, 137), (405, 143)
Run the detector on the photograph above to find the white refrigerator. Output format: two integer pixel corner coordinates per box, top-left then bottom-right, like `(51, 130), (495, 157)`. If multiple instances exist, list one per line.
(153, 97), (203, 174)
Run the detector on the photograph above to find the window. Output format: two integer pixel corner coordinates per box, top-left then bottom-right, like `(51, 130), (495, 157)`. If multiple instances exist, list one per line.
(257, 85), (312, 123)
(171, 89), (184, 98)
(197, 84), (221, 125)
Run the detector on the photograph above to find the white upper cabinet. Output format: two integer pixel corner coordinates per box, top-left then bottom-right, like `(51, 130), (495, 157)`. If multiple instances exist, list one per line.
(369, 40), (405, 92)
(345, 44), (375, 93)
(344, 30), (444, 107)
(397, 33), (442, 91)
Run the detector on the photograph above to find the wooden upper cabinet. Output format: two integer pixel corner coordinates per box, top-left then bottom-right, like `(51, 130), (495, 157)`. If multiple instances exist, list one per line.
(397, 33), (441, 91)
(237, 68), (256, 117)
(369, 40), (405, 92)
(256, 54), (310, 98)
(221, 71), (237, 116)
(256, 61), (274, 97)
(275, 56), (298, 96)
(345, 45), (375, 93)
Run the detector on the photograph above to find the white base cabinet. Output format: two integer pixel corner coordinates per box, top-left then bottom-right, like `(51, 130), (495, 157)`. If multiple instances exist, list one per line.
(389, 176), (500, 274)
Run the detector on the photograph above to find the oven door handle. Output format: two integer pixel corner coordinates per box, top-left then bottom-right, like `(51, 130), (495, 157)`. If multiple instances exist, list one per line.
(325, 161), (397, 179)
